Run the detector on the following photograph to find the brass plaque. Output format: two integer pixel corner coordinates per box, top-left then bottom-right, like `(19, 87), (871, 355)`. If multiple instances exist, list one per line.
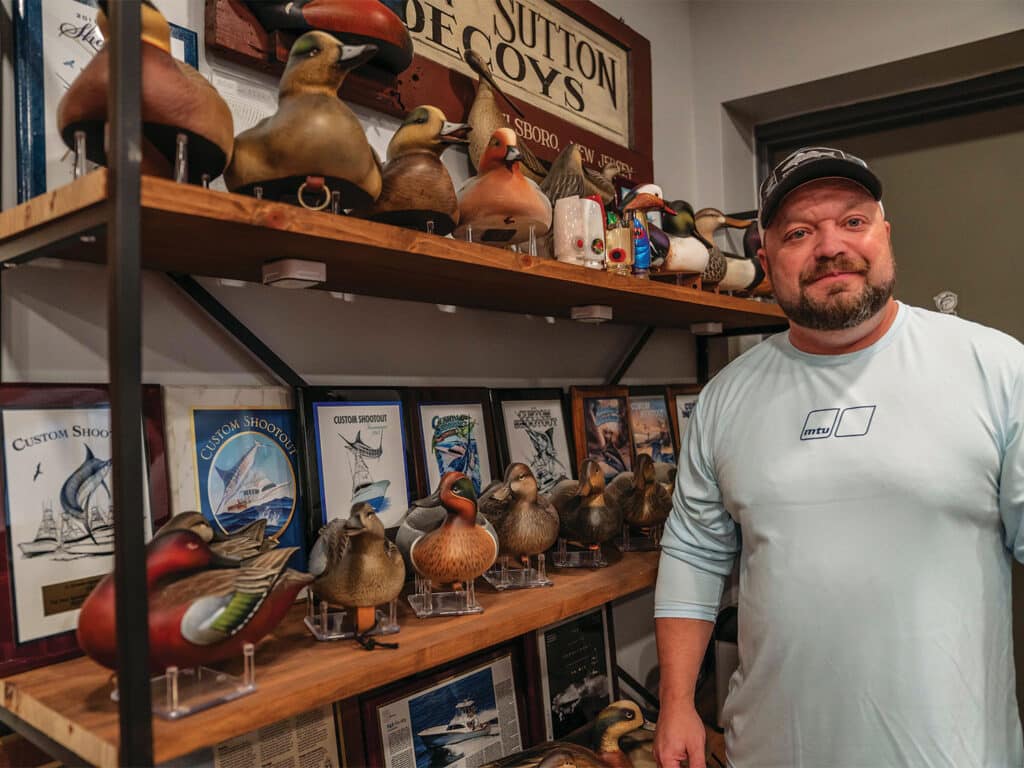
(42, 575), (103, 616)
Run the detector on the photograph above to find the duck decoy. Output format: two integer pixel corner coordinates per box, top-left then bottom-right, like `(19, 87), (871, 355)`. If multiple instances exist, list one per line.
(455, 128), (552, 245)
(308, 503), (405, 636)
(694, 208), (755, 288)
(57, 0), (234, 184)
(360, 105), (470, 234)
(742, 224), (774, 297)
(654, 200), (713, 276)
(653, 461), (677, 494)
(481, 700), (649, 768)
(156, 511), (277, 562)
(225, 31), (382, 209)
(77, 530), (311, 672)
(243, 0), (414, 75)
(550, 459), (621, 565)
(605, 455), (672, 550)
(479, 463), (559, 578)
(540, 143), (588, 206)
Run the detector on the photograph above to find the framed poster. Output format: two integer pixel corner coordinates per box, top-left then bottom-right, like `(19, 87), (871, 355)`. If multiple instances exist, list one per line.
(569, 386), (634, 481)
(627, 387), (676, 465)
(297, 388), (415, 531)
(13, 0), (199, 201)
(360, 645), (528, 768)
(536, 606), (617, 740)
(162, 386), (307, 570)
(0, 384), (168, 677)
(667, 385), (702, 451)
(410, 389), (499, 498)
(491, 389), (574, 494)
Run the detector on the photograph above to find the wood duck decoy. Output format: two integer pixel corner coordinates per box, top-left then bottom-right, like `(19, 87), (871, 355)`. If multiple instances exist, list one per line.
(309, 503), (405, 634)
(605, 454), (672, 531)
(361, 105), (470, 234)
(156, 511), (276, 562)
(694, 208), (755, 288)
(455, 128), (552, 245)
(550, 459), (621, 549)
(401, 472), (498, 589)
(77, 530), (311, 672)
(225, 31), (382, 209)
(57, 0), (234, 183)
(243, 0), (414, 75)
(478, 463), (559, 564)
(656, 200), (713, 275)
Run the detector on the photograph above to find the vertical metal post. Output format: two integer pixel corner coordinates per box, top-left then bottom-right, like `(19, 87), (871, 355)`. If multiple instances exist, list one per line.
(107, 2), (153, 765)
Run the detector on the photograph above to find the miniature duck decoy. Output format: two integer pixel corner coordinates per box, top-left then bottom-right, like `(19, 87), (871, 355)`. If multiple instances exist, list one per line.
(243, 0), (414, 75)
(694, 208), (755, 288)
(57, 0), (234, 183)
(156, 511), (277, 562)
(361, 105), (470, 234)
(225, 31), (382, 209)
(478, 463), (560, 564)
(309, 503), (405, 634)
(455, 128), (552, 245)
(655, 200), (713, 275)
(77, 530), (311, 672)
(481, 700), (648, 768)
(550, 459), (622, 549)
(402, 472), (498, 588)
(605, 454), (672, 531)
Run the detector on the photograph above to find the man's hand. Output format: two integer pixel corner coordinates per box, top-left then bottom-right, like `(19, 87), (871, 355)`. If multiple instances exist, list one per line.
(653, 705), (707, 768)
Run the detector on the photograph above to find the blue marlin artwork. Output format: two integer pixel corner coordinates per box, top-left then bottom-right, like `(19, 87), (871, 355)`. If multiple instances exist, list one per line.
(213, 441), (263, 514)
(58, 445), (111, 545)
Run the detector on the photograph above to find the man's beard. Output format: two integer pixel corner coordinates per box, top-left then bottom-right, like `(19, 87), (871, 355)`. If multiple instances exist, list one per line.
(774, 256), (896, 331)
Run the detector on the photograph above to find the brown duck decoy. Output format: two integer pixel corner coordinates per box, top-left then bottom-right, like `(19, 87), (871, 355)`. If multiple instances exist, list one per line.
(225, 31), (381, 208)
(550, 459), (622, 549)
(57, 0), (234, 183)
(694, 207), (755, 288)
(479, 463), (560, 563)
(605, 455), (672, 531)
(156, 511), (276, 562)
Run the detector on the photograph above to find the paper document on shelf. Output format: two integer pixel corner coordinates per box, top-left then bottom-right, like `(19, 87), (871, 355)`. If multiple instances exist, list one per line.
(212, 705), (340, 768)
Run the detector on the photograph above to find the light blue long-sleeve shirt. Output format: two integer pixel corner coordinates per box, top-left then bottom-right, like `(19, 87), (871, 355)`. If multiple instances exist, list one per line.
(656, 302), (1024, 767)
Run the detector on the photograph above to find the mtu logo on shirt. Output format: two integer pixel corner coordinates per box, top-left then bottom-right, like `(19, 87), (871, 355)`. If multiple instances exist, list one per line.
(800, 406), (876, 440)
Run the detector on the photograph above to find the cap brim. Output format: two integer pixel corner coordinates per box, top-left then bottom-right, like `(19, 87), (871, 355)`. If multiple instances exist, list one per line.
(760, 159), (882, 228)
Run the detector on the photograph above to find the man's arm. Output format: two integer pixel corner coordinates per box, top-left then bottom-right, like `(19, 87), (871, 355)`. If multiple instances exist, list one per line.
(654, 617), (714, 768)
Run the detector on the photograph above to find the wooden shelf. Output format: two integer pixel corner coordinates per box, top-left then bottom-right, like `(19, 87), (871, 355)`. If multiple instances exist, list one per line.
(0, 551), (658, 767)
(0, 171), (786, 331)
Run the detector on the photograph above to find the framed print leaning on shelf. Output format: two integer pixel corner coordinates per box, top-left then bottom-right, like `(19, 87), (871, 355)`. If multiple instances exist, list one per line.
(359, 644), (529, 768)
(409, 389), (499, 497)
(627, 387), (676, 465)
(667, 385), (703, 450)
(0, 384), (168, 676)
(491, 389), (574, 494)
(162, 386), (307, 570)
(297, 388), (415, 531)
(569, 386), (634, 481)
(536, 606), (618, 740)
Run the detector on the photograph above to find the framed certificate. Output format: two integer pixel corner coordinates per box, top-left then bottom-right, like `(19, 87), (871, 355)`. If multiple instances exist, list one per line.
(667, 385), (702, 450)
(569, 386), (634, 481)
(628, 387), (676, 465)
(0, 384), (168, 676)
(491, 389), (574, 494)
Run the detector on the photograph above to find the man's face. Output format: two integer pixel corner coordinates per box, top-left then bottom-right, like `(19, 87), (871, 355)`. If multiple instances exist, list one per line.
(759, 179), (895, 331)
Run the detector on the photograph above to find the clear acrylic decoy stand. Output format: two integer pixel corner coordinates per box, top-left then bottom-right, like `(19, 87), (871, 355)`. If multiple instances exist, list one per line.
(112, 642), (257, 720)
(408, 576), (484, 618)
(619, 523), (663, 552)
(303, 593), (400, 641)
(483, 554), (553, 590)
(552, 538), (609, 568)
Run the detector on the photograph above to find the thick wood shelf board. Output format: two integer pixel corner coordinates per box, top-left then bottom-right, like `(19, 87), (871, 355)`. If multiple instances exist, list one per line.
(0, 552), (658, 767)
(0, 172), (785, 331)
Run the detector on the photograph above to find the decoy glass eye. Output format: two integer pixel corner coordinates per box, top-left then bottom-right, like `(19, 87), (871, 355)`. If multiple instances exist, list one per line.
(624, 710), (635, 719)
(307, 47), (321, 57)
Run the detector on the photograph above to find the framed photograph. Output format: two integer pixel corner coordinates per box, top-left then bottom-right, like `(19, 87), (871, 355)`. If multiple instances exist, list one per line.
(409, 389), (499, 497)
(569, 386), (634, 481)
(162, 386), (307, 570)
(535, 606), (618, 740)
(667, 385), (703, 451)
(296, 388), (415, 531)
(628, 387), (677, 465)
(360, 645), (529, 768)
(491, 389), (574, 494)
(0, 384), (168, 677)
(13, 0), (199, 201)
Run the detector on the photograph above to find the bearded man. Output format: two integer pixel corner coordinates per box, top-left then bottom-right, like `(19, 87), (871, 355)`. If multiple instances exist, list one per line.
(653, 147), (1024, 768)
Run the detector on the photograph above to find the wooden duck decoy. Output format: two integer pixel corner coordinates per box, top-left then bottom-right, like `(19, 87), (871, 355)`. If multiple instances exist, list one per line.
(481, 700), (648, 768)
(694, 207), (755, 288)
(550, 459), (622, 550)
(653, 461), (677, 494)
(455, 128), (552, 245)
(655, 200), (713, 276)
(57, 0), (234, 183)
(742, 224), (774, 297)
(402, 472), (498, 589)
(225, 31), (382, 208)
(77, 530), (311, 672)
(243, 0), (414, 75)
(309, 503), (405, 634)
(605, 454), (672, 531)
(156, 511), (277, 562)
(478, 463), (559, 564)
(361, 105), (470, 234)
(396, 486), (500, 573)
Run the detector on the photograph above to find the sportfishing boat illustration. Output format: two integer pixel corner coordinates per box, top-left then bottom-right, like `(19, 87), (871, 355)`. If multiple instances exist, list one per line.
(211, 439), (294, 533)
(417, 699), (495, 749)
(551, 672), (609, 722)
(341, 430), (390, 512)
(214, 441), (263, 514)
(524, 425), (568, 493)
(432, 423), (481, 491)
(224, 471), (293, 513)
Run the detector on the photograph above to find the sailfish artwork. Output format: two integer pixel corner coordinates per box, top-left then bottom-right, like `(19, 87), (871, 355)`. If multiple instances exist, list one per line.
(59, 445), (112, 545)
(214, 442), (262, 515)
